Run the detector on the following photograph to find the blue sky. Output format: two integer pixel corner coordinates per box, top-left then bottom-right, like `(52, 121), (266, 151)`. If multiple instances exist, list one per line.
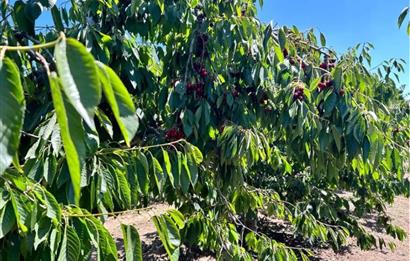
(258, 0), (409, 92)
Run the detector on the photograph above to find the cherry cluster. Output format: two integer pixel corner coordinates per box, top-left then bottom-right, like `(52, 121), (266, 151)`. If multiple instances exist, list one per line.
(319, 58), (337, 70)
(318, 80), (345, 96)
(186, 62), (209, 97)
(193, 63), (209, 79)
(165, 127), (185, 141)
(293, 85), (305, 101)
(283, 49), (308, 70)
(186, 82), (205, 97)
(317, 80), (334, 92)
(288, 58), (307, 70)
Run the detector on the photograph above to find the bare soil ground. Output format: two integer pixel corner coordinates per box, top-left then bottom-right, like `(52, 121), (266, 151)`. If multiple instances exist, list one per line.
(104, 196), (409, 260)
(316, 196), (410, 261)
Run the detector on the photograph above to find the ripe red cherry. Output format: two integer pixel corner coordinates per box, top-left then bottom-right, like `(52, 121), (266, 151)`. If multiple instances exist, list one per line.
(200, 68), (208, 78)
(318, 82), (327, 91)
(165, 127), (185, 141)
(319, 63), (328, 69)
(282, 48), (289, 58)
(326, 80), (334, 88)
(232, 89), (239, 98)
(186, 83), (196, 94)
(293, 85), (305, 101)
(339, 88), (345, 96)
(194, 83), (205, 97)
(175, 128), (185, 139)
(289, 58), (296, 65)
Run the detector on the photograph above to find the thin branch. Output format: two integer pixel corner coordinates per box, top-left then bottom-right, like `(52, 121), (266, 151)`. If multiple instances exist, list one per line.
(63, 206), (154, 218)
(0, 32), (64, 52)
(0, 11), (12, 24)
(96, 139), (188, 155)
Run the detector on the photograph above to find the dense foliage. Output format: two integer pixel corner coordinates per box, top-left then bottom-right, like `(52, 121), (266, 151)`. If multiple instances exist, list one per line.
(0, 0), (409, 260)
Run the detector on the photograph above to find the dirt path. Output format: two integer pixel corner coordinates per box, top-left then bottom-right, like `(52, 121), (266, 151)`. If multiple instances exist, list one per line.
(104, 197), (409, 260)
(104, 203), (170, 260)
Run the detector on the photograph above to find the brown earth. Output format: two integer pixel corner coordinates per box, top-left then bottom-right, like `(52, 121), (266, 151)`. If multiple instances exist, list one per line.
(316, 196), (410, 261)
(104, 197), (409, 260)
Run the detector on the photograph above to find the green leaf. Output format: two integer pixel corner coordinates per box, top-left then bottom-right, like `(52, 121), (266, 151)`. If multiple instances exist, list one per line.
(117, 169), (131, 209)
(43, 188), (62, 223)
(152, 214), (180, 261)
(320, 32), (326, 46)
(136, 152), (149, 195)
(0, 203), (16, 239)
(168, 210), (185, 229)
(324, 92), (337, 115)
(14, 1), (35, 36)
(121, 224), (143, 261)
(333, 67), (343, 89)
(34, 218), (52, 250)
(398, 7), (409, 27)
(152, 156), (164, 192)
(362, 136), (371, 161)
(274, 44), (284, 63)
(57, 226), (81, 261)
(180, 155), (191, 194)
(95, 108), (114, 138)
(48, 73), (81, 205)
(51, 6), (64, 32)
(163, 215), (181, 249)
(0, 58), (25, 175)
(25, 1), (43, 22)
(9, 190), (28, 233)
(278, 28), (287, 49)
(182, 109), (194, 137)
(55, 38), (101, 129)
(162, 149), (174, 187)
(86, 217), (117, 261)
(152, 216), (172, 258)
(96, 62), (138, 146)
(331, 126), (342, 152)
(186, 144), (203, 165)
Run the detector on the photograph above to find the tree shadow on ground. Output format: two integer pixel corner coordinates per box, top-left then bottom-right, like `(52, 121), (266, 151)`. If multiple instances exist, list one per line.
(111, 211), (392, 260)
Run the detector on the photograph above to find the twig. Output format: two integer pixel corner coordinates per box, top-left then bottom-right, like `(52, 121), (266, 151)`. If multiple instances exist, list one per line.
(0, 11), (12, 24)
(0, 32), (64, 52)
(0, 47), (6, 60)
(35, 51), (51, 75)
(63, 206), (154, 218)
(97, 139), (188, 155)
